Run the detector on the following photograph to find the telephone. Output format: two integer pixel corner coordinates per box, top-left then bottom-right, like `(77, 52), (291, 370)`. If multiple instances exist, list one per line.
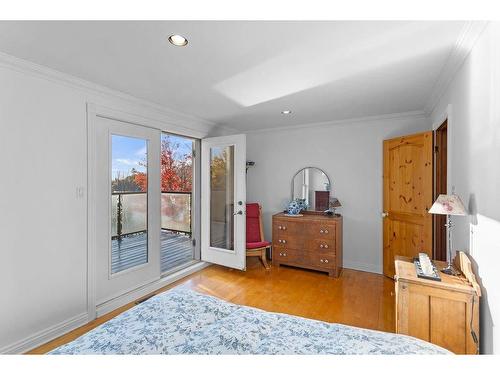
(414, 253), (441, 282)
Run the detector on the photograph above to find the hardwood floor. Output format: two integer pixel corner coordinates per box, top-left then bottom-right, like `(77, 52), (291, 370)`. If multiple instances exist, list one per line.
(28, 258), (395, 354)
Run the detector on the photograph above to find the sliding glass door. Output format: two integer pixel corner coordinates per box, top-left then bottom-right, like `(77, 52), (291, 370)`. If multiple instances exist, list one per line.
(93, 116), (199, 308)
(91, 111), (247, 310)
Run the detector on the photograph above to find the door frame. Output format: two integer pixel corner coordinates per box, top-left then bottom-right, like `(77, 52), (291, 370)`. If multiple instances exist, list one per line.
(431, 104), (453, 261)
(86, 103), (204, 320)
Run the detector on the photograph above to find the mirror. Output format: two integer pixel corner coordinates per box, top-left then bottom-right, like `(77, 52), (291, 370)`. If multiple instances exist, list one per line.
(291, 167), (331, 211)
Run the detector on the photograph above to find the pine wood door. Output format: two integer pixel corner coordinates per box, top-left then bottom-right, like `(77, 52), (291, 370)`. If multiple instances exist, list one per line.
(383, 131), (433, 278)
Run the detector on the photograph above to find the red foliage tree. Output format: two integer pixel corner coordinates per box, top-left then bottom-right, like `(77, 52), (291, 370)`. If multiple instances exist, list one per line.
(133, 135), (192, 192)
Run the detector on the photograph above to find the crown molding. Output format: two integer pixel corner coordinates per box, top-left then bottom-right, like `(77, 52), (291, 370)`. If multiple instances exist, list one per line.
(424, 21), (489, 115)
(239, 110), (428, 135)
(0, 51), (216, 133)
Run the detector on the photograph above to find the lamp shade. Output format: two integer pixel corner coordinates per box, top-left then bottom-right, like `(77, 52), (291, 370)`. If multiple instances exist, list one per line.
(329, 197), (342, 208)
(428, 194), (467, 216)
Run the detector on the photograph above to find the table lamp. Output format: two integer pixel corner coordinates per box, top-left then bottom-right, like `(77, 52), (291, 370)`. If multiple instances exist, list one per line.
(428, 194), (467, 275)
(328, 197), (342, 215)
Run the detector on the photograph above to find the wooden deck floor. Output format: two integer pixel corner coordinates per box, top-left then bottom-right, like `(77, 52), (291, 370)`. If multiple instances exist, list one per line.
(29, 259), (395, 354)
(112, 230), (193, 274)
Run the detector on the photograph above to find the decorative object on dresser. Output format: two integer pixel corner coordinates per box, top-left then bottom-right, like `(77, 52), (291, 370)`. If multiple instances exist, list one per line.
(246, 203), (271, 269)
(315, 191), (329, 211)
(428, 193), (467, 275)
(286, 198), (308, 216)
(272, 211), (343, 277)
(394, 252), (480, 354)
(328, 197), (342, 215)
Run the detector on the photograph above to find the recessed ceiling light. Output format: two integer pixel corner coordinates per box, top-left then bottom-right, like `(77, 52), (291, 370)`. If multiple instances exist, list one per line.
(168, 34), (188, 47)
(281, 110), (292, 115)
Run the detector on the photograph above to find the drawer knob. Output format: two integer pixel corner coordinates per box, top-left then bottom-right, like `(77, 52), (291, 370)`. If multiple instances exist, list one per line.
(320, 244), (324, 248)
(279, 252), (283, 256)
(325, 229), (329, 234)
(283, 226), (287, 230)
(320, 259), (324, 263)
(320, 229), (324, 234)
(324, 244), (329, 249)
(278, 225), (282, 230)
(324, 259), (329, 264)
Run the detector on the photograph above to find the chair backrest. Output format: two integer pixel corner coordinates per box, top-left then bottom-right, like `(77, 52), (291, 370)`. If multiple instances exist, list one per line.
(246, 203), (263, 243)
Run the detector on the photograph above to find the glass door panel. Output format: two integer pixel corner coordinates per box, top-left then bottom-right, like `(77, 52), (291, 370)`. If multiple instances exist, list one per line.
(110, 135), (148, 274)
(160, 133), (195, 273)
(209, 145), (235, 250)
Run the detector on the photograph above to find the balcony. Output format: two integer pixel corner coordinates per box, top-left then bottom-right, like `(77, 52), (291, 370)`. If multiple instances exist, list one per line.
(111, 191), (194, 274)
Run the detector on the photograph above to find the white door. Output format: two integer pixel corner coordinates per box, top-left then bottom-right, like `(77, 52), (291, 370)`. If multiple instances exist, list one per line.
(201, 134), (246, 270)
(95, 116), (161, 306)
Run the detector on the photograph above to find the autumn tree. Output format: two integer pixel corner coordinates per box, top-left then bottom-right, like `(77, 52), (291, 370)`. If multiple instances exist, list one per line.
(132, 135), (193, 192)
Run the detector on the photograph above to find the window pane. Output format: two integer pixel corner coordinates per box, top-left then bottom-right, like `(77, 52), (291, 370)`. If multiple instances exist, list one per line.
(160, 133), (194, 273)
(111, 135), (148, 274)
(210, 145), (234, 250)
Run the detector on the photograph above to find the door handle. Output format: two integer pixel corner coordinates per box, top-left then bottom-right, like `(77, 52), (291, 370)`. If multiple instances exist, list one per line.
(382, 212), (389, 218)
(233, 210), (243, 216)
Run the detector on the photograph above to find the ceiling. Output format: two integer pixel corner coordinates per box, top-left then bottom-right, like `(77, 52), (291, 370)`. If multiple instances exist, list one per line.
(0, 21), (467, 131)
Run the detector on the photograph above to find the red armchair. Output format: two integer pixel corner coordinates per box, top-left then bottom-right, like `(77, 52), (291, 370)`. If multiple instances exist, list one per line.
(246, 203), (271, 269)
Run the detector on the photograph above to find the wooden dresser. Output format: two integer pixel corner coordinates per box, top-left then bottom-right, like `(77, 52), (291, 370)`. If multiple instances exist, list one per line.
(394, 253), (481, 354)
(272, 212), (342, 277)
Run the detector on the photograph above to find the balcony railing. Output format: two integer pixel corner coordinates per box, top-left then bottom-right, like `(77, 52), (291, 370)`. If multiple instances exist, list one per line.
(111, 191), (192, 239)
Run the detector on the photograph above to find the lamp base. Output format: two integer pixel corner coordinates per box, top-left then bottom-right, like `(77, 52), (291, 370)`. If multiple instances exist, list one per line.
(441, 264), (459, 276)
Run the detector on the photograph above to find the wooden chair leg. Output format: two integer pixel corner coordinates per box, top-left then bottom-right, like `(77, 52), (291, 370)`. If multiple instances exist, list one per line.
(260, 248), (270, 269)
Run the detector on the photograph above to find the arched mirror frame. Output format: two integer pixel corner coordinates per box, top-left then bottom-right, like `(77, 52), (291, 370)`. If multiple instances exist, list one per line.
(290, 167), (331, 211)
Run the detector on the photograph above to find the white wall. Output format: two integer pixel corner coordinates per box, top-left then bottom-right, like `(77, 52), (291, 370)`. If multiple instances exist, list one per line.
(0, 53), (214, 353)
(246, 114), (430, 274)
(430, 22), (500, 354)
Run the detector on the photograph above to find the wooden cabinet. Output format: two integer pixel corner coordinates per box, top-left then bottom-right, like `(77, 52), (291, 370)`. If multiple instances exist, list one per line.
(394, 253), (481, 354)
(272, 212), (342, 277)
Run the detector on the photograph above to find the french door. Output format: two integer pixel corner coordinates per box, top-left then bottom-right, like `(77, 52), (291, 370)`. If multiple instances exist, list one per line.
(94, 116), (161, 306)
(201, 134), (246, 270)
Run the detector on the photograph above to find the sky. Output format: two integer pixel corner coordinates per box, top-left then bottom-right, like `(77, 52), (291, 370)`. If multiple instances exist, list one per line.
(112, 133), (193, 180)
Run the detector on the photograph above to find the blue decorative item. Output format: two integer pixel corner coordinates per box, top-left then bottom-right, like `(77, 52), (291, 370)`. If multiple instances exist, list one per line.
(287, 198), (308, 215)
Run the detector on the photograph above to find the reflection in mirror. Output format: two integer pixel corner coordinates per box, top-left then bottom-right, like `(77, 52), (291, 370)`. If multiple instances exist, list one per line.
(292, 167), (331, 211)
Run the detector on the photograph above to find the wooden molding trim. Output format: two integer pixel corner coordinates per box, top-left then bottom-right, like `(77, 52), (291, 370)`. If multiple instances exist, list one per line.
(424, 21), (489, 115)
(242, 110), (428, 135)
(0, 51), (216, 134)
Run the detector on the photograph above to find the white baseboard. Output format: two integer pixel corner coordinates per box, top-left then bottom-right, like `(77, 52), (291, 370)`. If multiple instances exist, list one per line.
(0, 312), (89, 354)
(343, 260), (382, 274)
(1, 261), (209, 354)
(96, 261), (209, 317)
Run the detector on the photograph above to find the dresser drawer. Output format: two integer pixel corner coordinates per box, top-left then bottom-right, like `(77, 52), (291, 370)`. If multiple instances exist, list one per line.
(273, 248), (303, 264)
(273, 219), (298, 234)
(308, 223), (336, 238)
(307, 238), (335, 254)
(305, 252), (336, 268)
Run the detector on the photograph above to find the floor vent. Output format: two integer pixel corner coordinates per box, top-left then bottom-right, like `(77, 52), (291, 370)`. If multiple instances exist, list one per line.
(135, 294), (156, 305)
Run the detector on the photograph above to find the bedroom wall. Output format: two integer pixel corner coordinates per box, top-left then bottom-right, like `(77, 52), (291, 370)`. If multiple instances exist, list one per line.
(0, 53), (215, 353)
(245, 114), (430, 274)
(429, 22), (500, 354)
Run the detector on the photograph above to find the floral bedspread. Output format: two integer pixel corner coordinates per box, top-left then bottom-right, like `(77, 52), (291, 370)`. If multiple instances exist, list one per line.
(49, 288), (450, 355)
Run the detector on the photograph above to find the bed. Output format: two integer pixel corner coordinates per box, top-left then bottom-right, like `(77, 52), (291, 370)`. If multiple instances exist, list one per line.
(49, 288), (450, 354)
